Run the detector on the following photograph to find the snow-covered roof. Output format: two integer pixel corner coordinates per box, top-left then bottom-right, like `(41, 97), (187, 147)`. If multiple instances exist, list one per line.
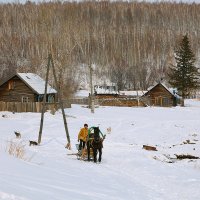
(159, 83), (181, 98)
(94, 85), (118, 95)
(17, 73), (57, 94)
(119, 90), (147, 96)
(144, 82), (181, 99)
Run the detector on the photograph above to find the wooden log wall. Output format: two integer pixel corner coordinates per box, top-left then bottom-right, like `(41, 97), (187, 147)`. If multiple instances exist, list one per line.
(97, 98), (145, 107)
(69, 98), (89, 105)
(0, 101), (71, 113)
(0, 76), (35, 102)
(69, 97), (145, 107)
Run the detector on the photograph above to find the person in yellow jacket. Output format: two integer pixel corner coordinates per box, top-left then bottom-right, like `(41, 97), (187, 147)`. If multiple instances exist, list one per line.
(78, 124), (88, 150)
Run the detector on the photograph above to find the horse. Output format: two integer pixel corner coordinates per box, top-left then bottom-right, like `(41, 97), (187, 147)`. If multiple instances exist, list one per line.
(87, 139), (103, 162)
(87, 127), (104, 163)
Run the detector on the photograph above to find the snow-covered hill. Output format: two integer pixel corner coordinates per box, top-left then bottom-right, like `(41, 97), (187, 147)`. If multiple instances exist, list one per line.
(0, 99), (200, 200)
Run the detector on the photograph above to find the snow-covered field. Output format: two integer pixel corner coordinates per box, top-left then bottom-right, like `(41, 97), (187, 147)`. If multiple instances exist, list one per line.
(1, 100), (200, 200)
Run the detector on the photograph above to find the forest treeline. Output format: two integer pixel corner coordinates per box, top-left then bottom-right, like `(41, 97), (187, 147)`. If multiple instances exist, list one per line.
(1, 1), (200, 95)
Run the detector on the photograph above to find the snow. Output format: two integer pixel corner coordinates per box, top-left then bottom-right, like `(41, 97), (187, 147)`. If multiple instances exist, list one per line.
(94, 85), (118, 95)
(74, 90), (89, 98)
(1, 99), (200, 200)
(17, 73), (57, 95)
(119, 90), (147, 97)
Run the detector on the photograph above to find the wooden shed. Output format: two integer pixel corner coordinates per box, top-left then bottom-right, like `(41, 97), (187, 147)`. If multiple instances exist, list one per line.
(142, 82), (180, 107)
(0, 73), (57, 103)
(93, 85), (146, 107)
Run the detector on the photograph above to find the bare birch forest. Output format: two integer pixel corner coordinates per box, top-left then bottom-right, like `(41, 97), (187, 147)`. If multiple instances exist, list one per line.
(0, 1), (200, 94)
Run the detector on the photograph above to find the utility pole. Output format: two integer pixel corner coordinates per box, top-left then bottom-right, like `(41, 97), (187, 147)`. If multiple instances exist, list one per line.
(38, 54), (71, 149)
(89, 64), (94, 113)
(137, 90), (139, 107)
(38, 54), (51, 144)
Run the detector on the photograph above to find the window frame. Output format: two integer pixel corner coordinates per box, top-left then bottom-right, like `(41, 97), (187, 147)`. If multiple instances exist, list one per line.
(22, 96), (30, 103)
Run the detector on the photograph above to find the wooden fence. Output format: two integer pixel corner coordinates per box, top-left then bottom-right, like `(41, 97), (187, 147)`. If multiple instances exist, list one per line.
(69, 97), (146, 107)
(69, 98), (89, 105)
(0, 101), (71, 113)
(96, 98), (145, 107)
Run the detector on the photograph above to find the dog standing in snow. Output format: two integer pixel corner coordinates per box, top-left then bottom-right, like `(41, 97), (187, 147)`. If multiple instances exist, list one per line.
(107, 127), (112, 134)
(29, 141), (38, 146)
(14, 131), (21, 139)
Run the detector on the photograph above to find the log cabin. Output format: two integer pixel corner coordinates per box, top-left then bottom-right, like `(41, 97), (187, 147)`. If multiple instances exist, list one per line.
(142, 82), (180, 107)
(0, 73), (57, 103)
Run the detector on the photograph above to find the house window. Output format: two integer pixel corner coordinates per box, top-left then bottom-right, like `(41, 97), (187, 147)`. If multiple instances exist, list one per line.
(22, 96), (29, 103)
(37, 95), (43, 102)
(48, 95), (55, 103)
(8, 80), (15, 90)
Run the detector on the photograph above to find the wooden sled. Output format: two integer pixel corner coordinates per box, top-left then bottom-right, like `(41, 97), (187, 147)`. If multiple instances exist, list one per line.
(67, 144), (93, 161)
(76, 144), (94, 161)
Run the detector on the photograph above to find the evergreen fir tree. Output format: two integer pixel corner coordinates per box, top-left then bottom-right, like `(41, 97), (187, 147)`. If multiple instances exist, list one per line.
(169, 35), (200, 101)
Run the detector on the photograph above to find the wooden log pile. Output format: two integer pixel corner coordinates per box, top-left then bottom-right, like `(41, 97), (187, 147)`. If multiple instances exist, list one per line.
(175, 154), (199, 160)
(142, 145), (157, 151)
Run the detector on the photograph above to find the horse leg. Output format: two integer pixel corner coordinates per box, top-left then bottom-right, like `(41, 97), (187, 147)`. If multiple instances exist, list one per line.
(93, 148), (97, 163)
(87, 142), (90, 161)
(98, 147), (102, 162)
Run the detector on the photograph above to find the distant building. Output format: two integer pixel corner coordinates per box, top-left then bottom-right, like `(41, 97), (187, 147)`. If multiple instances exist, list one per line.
(94, 85), (118, 95)
(0, 73), (57, 102)
(94, 85), (119, 99)
(186, 90), (200, 99)
(119, 90), (147, 97)
(142, 82), (180, 107)
(93, 85), (147, 107)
